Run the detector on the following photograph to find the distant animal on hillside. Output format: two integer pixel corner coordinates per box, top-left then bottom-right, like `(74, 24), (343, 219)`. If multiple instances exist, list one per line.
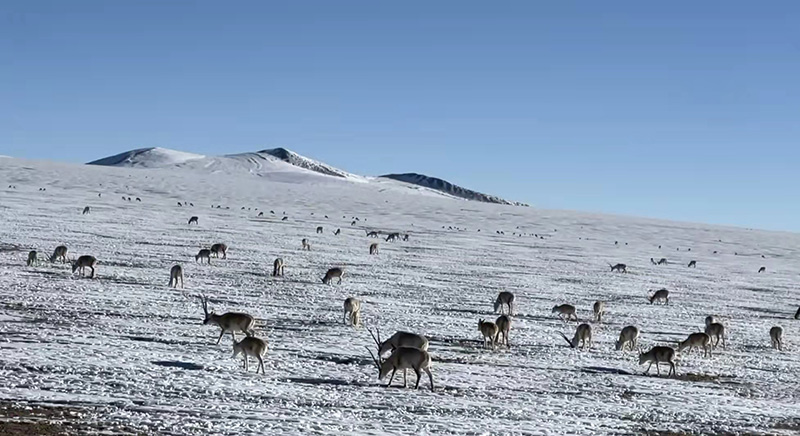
(770, 326), (783, 351)
(402, 234), (409, 241)
(136, 197), (141, 202)
(615, 326), (639, 351)
(648, 289), (670, 305)
(272, 258), (285, 277)
(282, 216), (288, 221)
(688, 260), (697, 268)
(343, 297), (361, 327)
(366, 231), (379, 238)
(609, 263), (627, 273)
(478, 319), (499, 350)
(322, 267), (344, 285)
(795, 307), (800, 320)
(316, 226), (324, 234)
(334, 228), (341, 235)
(758, 266), (766, 273)
(26, 250), (38, 267)
(210, 243), (228, 259)
(169, 265), (184, 288)
(369, 243), (379, 255)
(678, 332), (712, 357)
(639, 346), (676, 377)
(552, 304), (578, 322)
(593, 301), (605, 322)
(559, 323), (592, 349)
(82, 206), (90, 215)
(495, 315), (512, 347)
(72, 255), (97, 278)
(494, 291), (515, 315)
(195, 249), (212, 264)
(50, 245), (68, 263)
(178, 202), (182, 206)
(302, 238), (311, 251)
(188, 216), (199, 225)
(705, 322), (726, 349)
(386, 233), (401, 242)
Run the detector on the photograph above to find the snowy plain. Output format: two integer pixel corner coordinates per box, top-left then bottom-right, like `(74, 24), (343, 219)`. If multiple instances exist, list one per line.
(0, 154), (799, 435)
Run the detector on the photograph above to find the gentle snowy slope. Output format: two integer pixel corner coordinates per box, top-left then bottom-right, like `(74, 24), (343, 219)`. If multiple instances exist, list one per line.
(87, 147), (205, 167)
(1, 157), (799, 435)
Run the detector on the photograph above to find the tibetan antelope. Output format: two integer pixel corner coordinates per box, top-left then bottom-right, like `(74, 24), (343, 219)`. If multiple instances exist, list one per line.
(210, 243), (228, 259)
(648, 289), (670, 305)
(795, 307), (800, 320)
(322, 267), (344, 285)
(639, 346), (677, 377)
(195, 249), (212, 264)
(559, 323), (592, 349)
(200, 295), (255, 344)
(72, 255), (97, 278)
(188, 216), (198, 225)
(316, 226), (323, 234)
(688, 260), (697, 268)
(678, 332), (712, 357)
(758, 266), (766, 273)
(334, 228), (341, 235)
(657, 258), (668, 265)
(50, 245), (68, 263)
(552, 304), (578, 322)
(770, 326), (783, 351)
(615, 326), (639, 351)
(169, 265), (184, 288)
(478, 319), (499, 350)
(26, 250), (38, 267)
(302, 238), (311, 251)
(386, 233), (400, 242)
(369, 243), (379, 255)
(370, 329), (429, 357)
(343, 297), (361, 326)
(82, 206), (90, 215)
(366, 231), (379, 238)
(609, 263), (627, 273)
(705, 316), (718, 328)
(232, 336), (268, 374)
(593, 301), (605, 322)
(494, 291), (515, 315)
(366, 341), (434, 391)
(272, 258), (285, 277)
(705, 322), (726, 349)
(495, 315), (512, 347)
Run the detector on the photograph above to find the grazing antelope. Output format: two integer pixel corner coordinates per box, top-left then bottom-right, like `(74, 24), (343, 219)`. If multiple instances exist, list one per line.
(188, 216), (198, 225)
(386, 233), (400, 242)
(334, 228), (341, 235)
(366, 341), (434, 391)
(402, 234), (409, 241)
(272, 258), (284, 277)
(316, 226), (323, 234)
(200, 295), (255, 344)
(495, 314), (512, 347)
(302, 238), (311, 251)
(639, 346), (677, 377)
(559, 323), (592, 349)
(343, 297), (361, 326)
(50, 245), (68, 263)
(678, 332), (712, 357)
(26, 250), (38, 267)
(648, 289), (670, 305)
(705, 322), (726, 349)
(758, 266), (766, 273)
(688, 260), (697, 268)
(705, 316), (718, 328)
(369, 243), (379, 255)
(178, 202), (183, 206)
(770, 326), (783, 351)
(609, 263), (627, 273)
(136, 197), (141, 202)
(371, 329), (429, 357)
(210, 243), (228, 259)
(366, 231), (379, 238)
(795, 307), (800, 320)
(593, 301), (605, 322)
(258, 211), (264, 217)
(478, 319), (499, 350)
(322, 267), (344, 285)
(657, 258), (668, 265)
(494, 291), (515, 315)
(232, 336), (268, 374)
(195, 249), (212, 264)
(615, 326), (640, 351)
(82, 206), (90, 215)
(282, 216), (288, 221)
(169, 265), (183, 288)
(552, 304), (578, 322)
(72, 255), (97, 278)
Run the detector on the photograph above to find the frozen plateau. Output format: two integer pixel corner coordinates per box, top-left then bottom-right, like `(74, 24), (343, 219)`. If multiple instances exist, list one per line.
(0, 148), (799, 435)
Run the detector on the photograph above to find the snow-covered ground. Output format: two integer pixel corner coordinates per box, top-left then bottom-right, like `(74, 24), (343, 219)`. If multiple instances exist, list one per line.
(1, 157), (798, 435)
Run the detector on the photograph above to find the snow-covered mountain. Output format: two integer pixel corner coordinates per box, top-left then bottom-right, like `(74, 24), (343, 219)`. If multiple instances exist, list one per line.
(87, 147), (205, 167)
(380, 173), (528, 206)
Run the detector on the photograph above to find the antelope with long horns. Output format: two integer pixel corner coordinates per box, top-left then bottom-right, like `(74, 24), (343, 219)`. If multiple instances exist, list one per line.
(200, 295), (255, 344)
(366, 335), (434, 391)
(559, 323), (592, 349)
(370, 329), (429, 357)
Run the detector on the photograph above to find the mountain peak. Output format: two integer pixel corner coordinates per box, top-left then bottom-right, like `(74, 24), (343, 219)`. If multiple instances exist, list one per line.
(380, 173), (527, 206)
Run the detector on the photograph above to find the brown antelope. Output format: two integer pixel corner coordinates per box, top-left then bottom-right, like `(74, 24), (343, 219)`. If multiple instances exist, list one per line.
(559, 323), (592, 349)
(688, 260), (697, 268)
(50, 245), (68, 263)
(366, 231), (379, 238)
(195, 249), (212, 264)
(478, 319), (499, 350)
(495, 315), (511, 347)
(795, 307), (800, 320)
(232, 336), (268, 374)
(678, 332), (712, 357)
(200, 295), (255, 344)
(758, 266), (766, 273)
(343, 297), (361, 326)
(704, 316), (718, 328)
(639, 346), (677, 377)
(770, 326), (783, 351)
(366, 343), (434, 391)
(272, 258), (285, 277)
(609, 263), (627, 273)
(369, 243), (379, 255)
(615, 326), (639, 351)
(26, 250), (38, 266)
(657, 258), (668, 265)
(316, 226), (323, 234)
(648, 289), (670, 305)
(82, 206), (90, 215)
(210, 243), (227, 259)
(593, 301), (605, 322)
(322, 267), (344, 285)
(552, 304), (578, 322)
(169, 265), (183, 288)
(188, 216), (198, 225)
(72, 255), (97, 278)
(386, 233), (400, 242)
(371, 329), (429, 357)
(494, 291), (515, 315)
(302, 238), (311, 251)
(705, 322), (726, 349)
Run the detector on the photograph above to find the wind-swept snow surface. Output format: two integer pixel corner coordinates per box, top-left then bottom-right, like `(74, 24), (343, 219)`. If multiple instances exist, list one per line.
(1, 157), (799, 435)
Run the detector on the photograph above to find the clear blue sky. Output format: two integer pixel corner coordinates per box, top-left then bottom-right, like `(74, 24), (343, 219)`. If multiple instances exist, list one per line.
(2, 1), (799, 231)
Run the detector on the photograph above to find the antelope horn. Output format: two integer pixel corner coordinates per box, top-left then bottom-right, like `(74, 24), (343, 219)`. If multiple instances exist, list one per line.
(559, 332), (575, 348)
(368, 327), (382, 349)
(365, 346), (381, 369)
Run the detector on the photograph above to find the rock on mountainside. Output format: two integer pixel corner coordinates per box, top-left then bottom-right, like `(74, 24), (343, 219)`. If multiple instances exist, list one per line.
(380, 173), (528, 206)
(256, 148), (353, 178)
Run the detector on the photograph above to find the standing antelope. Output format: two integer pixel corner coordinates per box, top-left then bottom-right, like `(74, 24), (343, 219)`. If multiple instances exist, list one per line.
(343, 297), (361, 326)
(316, 226), (323, 234)
(322, 267), (344, 285)
(195, 249), (212, 264)
(26, 250), (38, 267)
(657, 258), (668, 265)
(478, 319), (499, 350)
(369, 243), (379, 255)
(648, 289), (670, 305)
(770, 326), (783, 351)
(552, 304), (578, 322)
(495, 315), (511, 347)
(302, 238), (311, 251)
(678, 332), (712, 357)
(366, 343), (434, 391)
(50, 245), (68, 263)
(559, 323), (592, 349)
(593, 301), (605, 322)
(609, 263), (627, 273)
(232, 336), (268, 374)
(366, 231), (379, 238)
(210, 243), (227, 259)
(72, 255), (97, 278)
(688, 260), (697, 268)
(758, 266), (766, 273)
(169, 265), (184, 288)
(795, 307), (800, 320)
(272, 258), (285, 277)
(494, 291), (515, 315)
(639, 346), (677, 377)
(371, 329), (429, 357)
(386, 233), (400, 242)
(82, 206), (90, 215)
(705, 322), (726, 349)
(705, 316), (718, 328)
(615, 326), (639, 351)
(188, 216), (199, 225)
(200, 295), (255, 344)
